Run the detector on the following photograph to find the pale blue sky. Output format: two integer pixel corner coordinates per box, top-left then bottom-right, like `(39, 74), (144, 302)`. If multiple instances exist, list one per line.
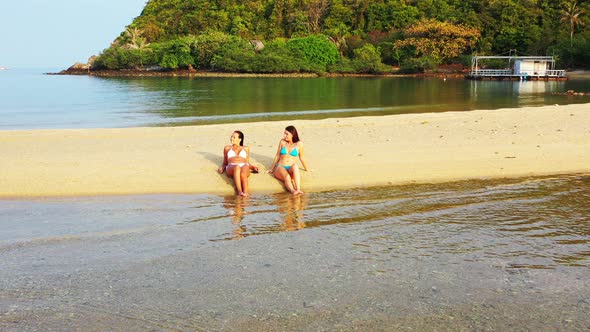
(0, 0), (147, 69)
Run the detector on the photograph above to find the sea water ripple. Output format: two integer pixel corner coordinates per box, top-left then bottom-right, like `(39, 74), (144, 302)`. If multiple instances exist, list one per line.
(1, 175), (588, 270)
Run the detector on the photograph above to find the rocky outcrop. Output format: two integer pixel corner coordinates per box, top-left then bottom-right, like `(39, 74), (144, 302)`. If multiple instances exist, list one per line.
(250, 40), (264, 52)
(68, 62), (90, 71)
(549, 90), (590, 96)
(57, 55), (99, 74)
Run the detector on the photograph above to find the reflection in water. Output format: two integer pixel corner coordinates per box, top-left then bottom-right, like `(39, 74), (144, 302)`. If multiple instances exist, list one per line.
(212, 175), (590, 269)
(138, 77), (590, 126)
(220, 193), (307, 240)
(3, 70), (590, 129)
(223, 196), (247, 240)
(274, 193), (307, 232)
(1, 175), (588, 269)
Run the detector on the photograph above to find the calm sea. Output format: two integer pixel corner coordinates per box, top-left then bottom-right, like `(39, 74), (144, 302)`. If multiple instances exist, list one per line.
(1, 68), (589, 130)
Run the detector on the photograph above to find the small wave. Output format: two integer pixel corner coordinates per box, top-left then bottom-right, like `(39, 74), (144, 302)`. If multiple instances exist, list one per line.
(157, 105), (437, 124)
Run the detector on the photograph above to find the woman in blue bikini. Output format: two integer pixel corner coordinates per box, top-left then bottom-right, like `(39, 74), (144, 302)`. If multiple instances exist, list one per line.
(218, 130), (259, 197)
(267, 125), (309, 195)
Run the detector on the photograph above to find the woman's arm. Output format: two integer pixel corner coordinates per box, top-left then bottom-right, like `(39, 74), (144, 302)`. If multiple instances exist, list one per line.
(246, 147), (259, 172)
(266, 141), (283, 174)
(218, 146), (229, 173)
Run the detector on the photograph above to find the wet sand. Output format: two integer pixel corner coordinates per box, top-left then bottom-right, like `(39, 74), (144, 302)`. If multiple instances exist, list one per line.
(1, 103), (589, 197)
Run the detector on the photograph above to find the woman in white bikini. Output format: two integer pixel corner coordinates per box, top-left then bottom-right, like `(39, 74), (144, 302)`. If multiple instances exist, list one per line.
(218, 130), (259, 197)
(267, 125), (309, 195)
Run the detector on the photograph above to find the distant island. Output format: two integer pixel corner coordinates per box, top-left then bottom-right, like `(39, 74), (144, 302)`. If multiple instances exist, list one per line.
(61, 0), (589, 76)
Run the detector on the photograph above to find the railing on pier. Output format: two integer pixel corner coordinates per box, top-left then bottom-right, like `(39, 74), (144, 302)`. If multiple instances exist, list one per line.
(534, 70), (567, 77)
(468, 69), (567, 78)
(468, 69), (512, 77)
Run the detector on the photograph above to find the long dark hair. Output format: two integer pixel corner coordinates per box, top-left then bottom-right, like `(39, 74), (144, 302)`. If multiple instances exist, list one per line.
(234, 130), (244, 146)
(285, 125), (300, 143)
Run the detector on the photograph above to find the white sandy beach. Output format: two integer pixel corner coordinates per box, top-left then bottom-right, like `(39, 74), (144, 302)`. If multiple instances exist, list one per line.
(1, 103), (589, 197)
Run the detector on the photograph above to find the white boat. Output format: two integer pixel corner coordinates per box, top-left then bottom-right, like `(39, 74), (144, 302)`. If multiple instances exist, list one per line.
(0, 66), (8, 70)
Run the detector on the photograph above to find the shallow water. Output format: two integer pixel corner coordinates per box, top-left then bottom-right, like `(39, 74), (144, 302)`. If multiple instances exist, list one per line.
(2, 174), (588, 269)
(1, 175), (589, 330)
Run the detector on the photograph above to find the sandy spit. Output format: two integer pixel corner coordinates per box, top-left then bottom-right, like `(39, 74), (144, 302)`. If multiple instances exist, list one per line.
(1, 103), (588, 197)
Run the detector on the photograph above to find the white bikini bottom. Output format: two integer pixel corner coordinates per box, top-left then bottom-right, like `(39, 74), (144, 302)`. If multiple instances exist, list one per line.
(226, 162), (248, 171)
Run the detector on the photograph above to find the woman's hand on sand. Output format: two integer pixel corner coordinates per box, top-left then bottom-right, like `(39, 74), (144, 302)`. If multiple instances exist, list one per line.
(217, 167), (224, 174)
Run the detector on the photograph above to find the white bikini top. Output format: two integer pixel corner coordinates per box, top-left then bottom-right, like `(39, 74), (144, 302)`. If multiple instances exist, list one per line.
(227, 148), (247, 159)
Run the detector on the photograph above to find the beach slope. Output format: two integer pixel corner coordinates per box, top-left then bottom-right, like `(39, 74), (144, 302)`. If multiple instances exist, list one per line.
(1, 104), (588, 197)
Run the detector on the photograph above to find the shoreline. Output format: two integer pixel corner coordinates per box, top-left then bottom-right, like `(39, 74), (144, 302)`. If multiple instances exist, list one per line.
(1, 103), (589, 198)
(47, 67), (589, 79)
(49, 67), (466, 79)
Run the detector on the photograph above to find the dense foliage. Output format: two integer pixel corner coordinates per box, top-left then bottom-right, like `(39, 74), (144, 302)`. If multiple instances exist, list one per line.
(93, 0), (590, 73)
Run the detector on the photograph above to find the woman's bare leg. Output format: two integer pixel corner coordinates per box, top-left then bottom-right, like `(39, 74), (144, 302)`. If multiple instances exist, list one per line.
(289, 164), (303, 195)
(228, 166), (243, 195)
(274, 167), (296, 194)
(239, 165), (251, 196)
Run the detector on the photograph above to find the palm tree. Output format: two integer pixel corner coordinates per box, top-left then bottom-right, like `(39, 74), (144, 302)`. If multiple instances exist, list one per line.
(122, 27), (150, 67)
(560, 1), (585, 47)
(124, 27), (145, 50)
(135, 37), (151, 67)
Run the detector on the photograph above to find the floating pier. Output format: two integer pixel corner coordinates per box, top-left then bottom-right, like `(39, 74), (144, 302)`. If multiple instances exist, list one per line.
(466, 52), (567, 81)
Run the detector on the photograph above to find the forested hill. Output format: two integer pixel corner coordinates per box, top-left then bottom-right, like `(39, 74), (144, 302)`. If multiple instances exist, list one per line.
(92, 0), (590, 73)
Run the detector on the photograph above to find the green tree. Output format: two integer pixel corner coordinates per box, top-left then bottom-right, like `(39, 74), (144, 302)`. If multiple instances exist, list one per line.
(93, 48), (144, 69)
(286, 34), (340, 72)
(190, 31), (234, 69)
(561, 1), (585, 47)
(252, 39), (306, 72)
(351, 44), (390, 74)
(120, 27), (151, 66)
(159, 38), (194, 69)
(90, 0), (590, 72)
(483, 0), (538, 54)
(211, 37), (256, 72)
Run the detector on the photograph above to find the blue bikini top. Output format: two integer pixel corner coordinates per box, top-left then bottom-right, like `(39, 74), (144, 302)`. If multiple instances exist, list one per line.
(280, 145), (299, 157)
